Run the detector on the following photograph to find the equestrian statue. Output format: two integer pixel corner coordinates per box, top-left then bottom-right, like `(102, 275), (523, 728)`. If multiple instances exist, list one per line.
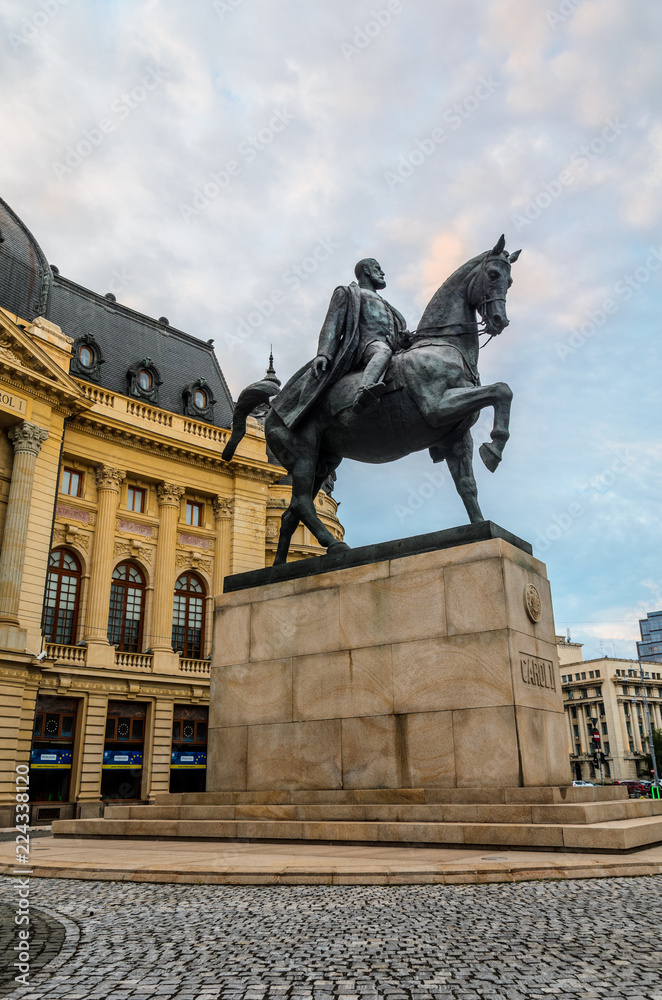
(222, 235), (521, 564)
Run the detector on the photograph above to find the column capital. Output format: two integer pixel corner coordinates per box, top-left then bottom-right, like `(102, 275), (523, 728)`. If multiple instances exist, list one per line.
(8, 422), (48, 456)
(156, 482), (185, 507)
(94, 465), (126, 492)
(212, 495), (234, 520)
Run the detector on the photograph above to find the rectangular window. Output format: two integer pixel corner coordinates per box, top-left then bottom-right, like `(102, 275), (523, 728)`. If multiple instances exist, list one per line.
(61, 468), (82, 497)
(186, 501), (202, 527)
(571, 707), (577, 718)
(60, 716), (75, 739)
(595, 670), (601, 677)
(171, 706), (208, 745)
(105, 716), (145, 742)
(605, 742), (610, 754)
(126, 487), (145, 513)
(601, 723), (608, 735)
(31, 698), (77, 743)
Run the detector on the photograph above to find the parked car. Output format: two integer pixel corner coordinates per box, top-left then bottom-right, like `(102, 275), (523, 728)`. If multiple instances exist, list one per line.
(572, 780), (595, 786)
(612, 779), (650, 798)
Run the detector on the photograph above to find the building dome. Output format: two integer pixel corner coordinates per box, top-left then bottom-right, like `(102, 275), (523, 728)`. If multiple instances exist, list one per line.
(0, 197), (52, 321)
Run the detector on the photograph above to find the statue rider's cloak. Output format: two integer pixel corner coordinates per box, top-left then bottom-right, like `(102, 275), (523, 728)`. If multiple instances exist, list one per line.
(270, 282), (362, 430)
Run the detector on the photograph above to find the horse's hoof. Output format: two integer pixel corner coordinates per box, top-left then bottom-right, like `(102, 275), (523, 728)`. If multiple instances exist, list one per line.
(479, 442), (501, 473)
(326, 541), (351, 557)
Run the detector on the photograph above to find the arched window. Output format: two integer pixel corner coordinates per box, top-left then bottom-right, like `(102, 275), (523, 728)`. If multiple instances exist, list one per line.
(44, 549), (81, 645)
(107, 562), (145, 652)
(172, 573), (206, 658)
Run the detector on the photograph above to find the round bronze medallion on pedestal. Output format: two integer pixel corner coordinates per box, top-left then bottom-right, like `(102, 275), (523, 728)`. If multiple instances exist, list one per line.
(524, 583), (542, 622)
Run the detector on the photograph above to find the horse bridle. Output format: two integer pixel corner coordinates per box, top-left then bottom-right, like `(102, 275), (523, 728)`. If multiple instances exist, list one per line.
(413, 252), (509, 346)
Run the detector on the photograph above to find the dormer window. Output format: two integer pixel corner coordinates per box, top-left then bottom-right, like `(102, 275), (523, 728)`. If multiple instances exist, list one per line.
(70, 333), (104, 382)
(127, 358), (161, 404)
(183, 378), (215, 423)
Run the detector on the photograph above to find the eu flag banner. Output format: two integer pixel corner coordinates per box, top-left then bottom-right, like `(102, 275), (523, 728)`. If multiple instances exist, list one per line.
(30, 748), (72, 769)
(170, 750), (207, 769)
(102, 750), (143, 769)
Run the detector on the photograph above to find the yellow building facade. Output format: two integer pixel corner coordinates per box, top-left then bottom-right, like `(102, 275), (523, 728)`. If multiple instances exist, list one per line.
(557, 637), (662, 782)
(0, 199), (343, 826)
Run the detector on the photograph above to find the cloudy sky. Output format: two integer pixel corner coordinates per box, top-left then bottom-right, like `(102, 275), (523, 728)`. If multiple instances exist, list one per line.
(2, 0), (661, 659)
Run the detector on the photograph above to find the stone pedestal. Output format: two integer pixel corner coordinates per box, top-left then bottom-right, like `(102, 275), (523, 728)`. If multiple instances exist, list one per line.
(209, 525), (571, 792)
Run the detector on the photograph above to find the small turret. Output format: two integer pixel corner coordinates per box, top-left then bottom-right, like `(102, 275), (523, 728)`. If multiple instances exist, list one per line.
(264, 347), (281, 386)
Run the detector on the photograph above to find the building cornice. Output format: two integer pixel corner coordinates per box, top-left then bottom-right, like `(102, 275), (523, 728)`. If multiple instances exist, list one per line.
(68, 413), (279, 481)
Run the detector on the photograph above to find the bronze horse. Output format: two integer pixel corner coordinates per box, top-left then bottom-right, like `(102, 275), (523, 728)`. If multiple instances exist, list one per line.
(223, 236), (520, 564)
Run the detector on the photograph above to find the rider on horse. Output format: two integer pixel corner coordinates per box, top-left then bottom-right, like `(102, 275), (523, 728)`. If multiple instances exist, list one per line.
(270, 258), (409, 429)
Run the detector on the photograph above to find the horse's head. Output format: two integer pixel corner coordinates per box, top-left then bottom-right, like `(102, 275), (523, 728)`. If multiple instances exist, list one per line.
(469, 235), (521, 337)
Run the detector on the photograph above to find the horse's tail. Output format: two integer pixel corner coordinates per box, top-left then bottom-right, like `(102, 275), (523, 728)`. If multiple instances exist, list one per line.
(221, 379), (280, 462)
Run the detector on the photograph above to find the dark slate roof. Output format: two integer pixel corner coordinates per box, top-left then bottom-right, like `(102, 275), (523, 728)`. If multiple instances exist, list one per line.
(48, 275), (234, 429)
(0, 197), (234, 429)
(0, 197), (52, 321)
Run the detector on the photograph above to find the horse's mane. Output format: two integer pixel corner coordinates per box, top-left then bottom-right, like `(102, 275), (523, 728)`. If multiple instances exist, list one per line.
(438, 251), (488, 293)
(417, 251), (488, 330)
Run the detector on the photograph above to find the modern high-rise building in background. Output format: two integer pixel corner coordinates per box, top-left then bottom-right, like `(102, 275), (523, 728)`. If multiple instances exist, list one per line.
(637, 610), (662, 663)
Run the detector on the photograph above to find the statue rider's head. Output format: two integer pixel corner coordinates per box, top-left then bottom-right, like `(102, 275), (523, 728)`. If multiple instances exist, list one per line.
(355, 258), (386, 291)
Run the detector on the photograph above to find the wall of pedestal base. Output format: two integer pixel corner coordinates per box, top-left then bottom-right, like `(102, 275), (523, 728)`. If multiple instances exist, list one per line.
(209, 533), (571, 792)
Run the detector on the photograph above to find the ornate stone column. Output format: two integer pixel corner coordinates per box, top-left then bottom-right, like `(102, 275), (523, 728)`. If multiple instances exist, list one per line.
(0, 422), (49, 626)
(212, 496), (233, 597)
(83, 466), (126, 645)
(149, 483), (185, 652)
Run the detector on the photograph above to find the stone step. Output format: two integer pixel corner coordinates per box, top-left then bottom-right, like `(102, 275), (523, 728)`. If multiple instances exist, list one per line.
(103, 798), (660, 826)
(52, 814), (662, 852)
(153, 785), (627, 807)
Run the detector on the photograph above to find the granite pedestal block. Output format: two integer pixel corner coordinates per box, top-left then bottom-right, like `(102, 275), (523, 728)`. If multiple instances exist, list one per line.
(208, 529), (571, 792)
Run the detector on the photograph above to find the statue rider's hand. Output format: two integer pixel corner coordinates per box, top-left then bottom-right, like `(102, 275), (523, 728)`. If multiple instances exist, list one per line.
(312, 355), (328, 379)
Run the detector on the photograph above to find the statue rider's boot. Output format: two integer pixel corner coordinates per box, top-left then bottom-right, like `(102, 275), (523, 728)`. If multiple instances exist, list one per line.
(352, 380), (388, 412)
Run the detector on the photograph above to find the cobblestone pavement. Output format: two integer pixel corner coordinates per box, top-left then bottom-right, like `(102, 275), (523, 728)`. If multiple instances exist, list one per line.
(1, 875), (662, 999)
(0, 902), (65, 998)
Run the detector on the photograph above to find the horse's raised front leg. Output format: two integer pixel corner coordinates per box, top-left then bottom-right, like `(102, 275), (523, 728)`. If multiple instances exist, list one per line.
(442, 431), (484, 523)
(478, 381), (512, 473)
(430, 382), (513, 473)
